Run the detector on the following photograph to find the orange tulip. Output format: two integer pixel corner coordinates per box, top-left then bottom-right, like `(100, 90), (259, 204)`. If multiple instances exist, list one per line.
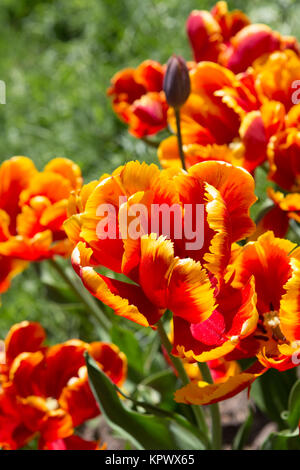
(175, 231), (300, 405)
(0, 157), (83, 292)
(107, 60), (168, 137)
(186, 2), (298, 73)
(221, 24), (281, 73)
(229, 232), (300, 369)
(158, 62), (284, 172)
(0, 321), (127, 450)
(253, 50), (300, 112)
(64, 160), (258, 371)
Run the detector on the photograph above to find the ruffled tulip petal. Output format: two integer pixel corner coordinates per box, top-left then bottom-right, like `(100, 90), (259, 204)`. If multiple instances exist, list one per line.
(88, 342), (127, 386)
(188, 161), (256, 242)
(59, 376), (99, 428)
(254, 50), (300, 110)
(268, 128), (300, 191)
(44, 158), (82, 190)
(223, 24), (280, 73)
(41, 409), (73, 442)
(0, 157), (37, 233)
(173, 275), (258, 362)
(72, 242), (163, 327)
(0, 231), (54, 261)
(5, 321), (46, 364)
(175, 362), (266, 405)
(231, 231), (297, 313)
(239, 111), (268, 172)
(186, 10), (222, 62)
(280, 250), (300, 343)
(139, 234), (216, 323)
(0, 256), (28, 294)
(9, 351), (45, 398)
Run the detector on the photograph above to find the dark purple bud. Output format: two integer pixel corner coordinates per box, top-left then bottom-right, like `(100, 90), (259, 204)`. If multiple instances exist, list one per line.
(163, 55), (191, 109)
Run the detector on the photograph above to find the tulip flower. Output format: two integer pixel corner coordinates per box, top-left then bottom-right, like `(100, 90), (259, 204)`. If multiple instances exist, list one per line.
(0, 321), (127, 449)
(175, 231), (300, 405)
(64, 160), (258, 365)
(107, 60), (168, 137)
(0, 156), (83, 292)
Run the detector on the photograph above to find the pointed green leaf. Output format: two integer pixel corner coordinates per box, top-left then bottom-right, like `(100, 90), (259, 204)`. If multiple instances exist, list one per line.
(250, 368), (296, 425)
(86, 353), (208, 450)
(262, 428), (300, 450)
(287, 379), (300, 430)
(232, 408), (253, 450)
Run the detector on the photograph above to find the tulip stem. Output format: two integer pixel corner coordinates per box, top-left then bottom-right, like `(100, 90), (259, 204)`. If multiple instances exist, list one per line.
(49, 258), (111, 339)
(174, 107), (186, 171)
(197, 362), (222, 450)
(157, 319), (209, 439)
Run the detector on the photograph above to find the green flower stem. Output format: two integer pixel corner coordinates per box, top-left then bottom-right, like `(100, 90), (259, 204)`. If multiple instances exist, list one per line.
(49, 258), (111, 339)
(174, 107), (186, 171)
(157, 319), (209, 440)
(198, 362), (222, 450)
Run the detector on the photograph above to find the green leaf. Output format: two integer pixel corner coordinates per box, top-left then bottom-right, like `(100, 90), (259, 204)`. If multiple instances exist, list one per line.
(110, 324), (145, 376)
(250, 368), (296, 426)
(86, 353), (208, 450)
(287, 379), (300, 430)
(232, 408), (254, 450)
(262, 428), (300, 450)
(139, 370), (178, 411)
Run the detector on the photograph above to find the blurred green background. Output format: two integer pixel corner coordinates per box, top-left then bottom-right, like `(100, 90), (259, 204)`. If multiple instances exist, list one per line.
(0, 0), (299, 342)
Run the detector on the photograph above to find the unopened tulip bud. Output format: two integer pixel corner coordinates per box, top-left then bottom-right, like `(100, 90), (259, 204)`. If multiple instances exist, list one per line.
(163, 55), (190, 109)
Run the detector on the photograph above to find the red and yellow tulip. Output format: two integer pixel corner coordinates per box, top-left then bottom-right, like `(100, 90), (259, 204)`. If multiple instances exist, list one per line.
(0, 156), (82, 292)
(107, 60), (168, 137)
(0, 321), (127, 449)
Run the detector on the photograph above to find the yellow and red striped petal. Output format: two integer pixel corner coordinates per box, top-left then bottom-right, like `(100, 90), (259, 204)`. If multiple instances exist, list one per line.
(189, 161), (256, 242)
(280, 250), (300, 343)
(175, 362), (266, 405)
(211, 2), (250, 41)
(239, 111), (268, 172)
(172, 275), (257, 362)
(72, 242), (163, 327)
(186, 10), (222, 63)
(88, 342), (127, 386)
(139, 234), (216, 323)
(223, 24), (280, 73)
(231, 231), (296, 313)
(268, 129), (300, 191)
(0, 157), (37, 232)
(20, 172), (72, 206)
(4, 321), (46, 365)
(59, 376), (99, 428)
(158, 136), (237, 170)
(0, 256), (28, 294)
(0, 231), (53, 261)
(254, 50), (300, 111)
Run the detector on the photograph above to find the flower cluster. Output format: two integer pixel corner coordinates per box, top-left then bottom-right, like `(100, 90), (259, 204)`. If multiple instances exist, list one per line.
(108, 1), (299, 145)
(0, 321), (127, 449)
(2, 0), (300, 450)
(63, 158), (300, 405)
(108, 2), (300, 243)
(186, 2), (298, 72)
(0, 156), (82, 293)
